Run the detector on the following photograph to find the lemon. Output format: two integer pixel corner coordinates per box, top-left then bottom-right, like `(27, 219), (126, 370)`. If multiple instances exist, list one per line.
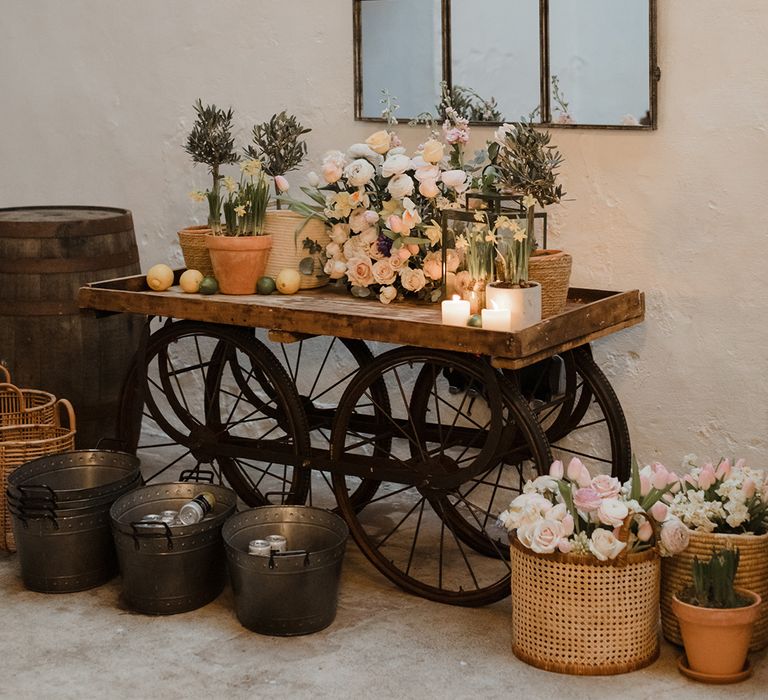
(198, 276), (219, 295)
(146, 264), (174, 291)
(257, 276), (276, 295)
(276, 269), (301, 295)
(179, 269), (204, 293)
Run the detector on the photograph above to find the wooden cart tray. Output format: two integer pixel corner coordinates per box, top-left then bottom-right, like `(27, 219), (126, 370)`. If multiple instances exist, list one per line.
(78, 273), (644, 369)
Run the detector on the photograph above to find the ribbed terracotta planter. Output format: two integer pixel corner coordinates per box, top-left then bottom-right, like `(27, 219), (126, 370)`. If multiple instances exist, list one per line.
(528, 249), (572, 318)
(205, 234), (272, 295)
(263, 211), (330, 289)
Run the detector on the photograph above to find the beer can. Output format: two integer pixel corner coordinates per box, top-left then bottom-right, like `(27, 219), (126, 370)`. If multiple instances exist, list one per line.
(248, 539), (272, 556)
(265, 534), (287, 553)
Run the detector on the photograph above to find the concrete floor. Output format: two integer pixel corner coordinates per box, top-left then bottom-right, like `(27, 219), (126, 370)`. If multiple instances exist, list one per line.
(1, 543), (766, 700)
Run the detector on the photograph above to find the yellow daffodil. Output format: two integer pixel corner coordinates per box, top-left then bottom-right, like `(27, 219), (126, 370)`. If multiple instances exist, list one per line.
(455, 234), (469, 251)
(223, 176), (238, 193)
(513, 229), (527, 243)
(473, 211), (486, 223)
(522, 194), (536, 210)
(234, 205), (247, 217)
(380, 198), (403, 220)
(241, 159), (262, 177)
(189, 191), (206, 202)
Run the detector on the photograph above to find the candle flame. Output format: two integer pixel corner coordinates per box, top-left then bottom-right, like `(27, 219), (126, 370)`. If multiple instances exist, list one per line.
(452, 294), (460, 301)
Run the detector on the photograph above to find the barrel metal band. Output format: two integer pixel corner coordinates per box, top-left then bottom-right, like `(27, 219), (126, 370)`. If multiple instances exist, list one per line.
(0, 249), (139, 274)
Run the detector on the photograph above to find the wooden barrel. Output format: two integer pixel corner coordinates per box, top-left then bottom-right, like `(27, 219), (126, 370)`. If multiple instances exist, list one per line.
(0, 206), (143, 448)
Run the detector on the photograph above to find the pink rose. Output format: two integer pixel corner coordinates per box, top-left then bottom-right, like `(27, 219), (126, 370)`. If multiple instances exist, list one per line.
(649, 501), (669, 522)
(660, 518), (690, 556)
(400, 267), (426, 292)
(388, 254), (405, 271)
(549, 460), (564, 479)
(529, 519), (566, 554)
(372, 258), (397, 285)
(590, 474), (621, 499)
(597, 498), (629, 527)
(573, 487), (602, 513)
(345, 256), (375, 287)
(588, 529), (626, 561)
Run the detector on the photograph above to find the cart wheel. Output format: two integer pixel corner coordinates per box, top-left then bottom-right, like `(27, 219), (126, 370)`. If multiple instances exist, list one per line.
(117, 320), (311, 504)
(257, 335), (387, 512)
(331, 347), (516, 606)
(509, 345), (631, 480)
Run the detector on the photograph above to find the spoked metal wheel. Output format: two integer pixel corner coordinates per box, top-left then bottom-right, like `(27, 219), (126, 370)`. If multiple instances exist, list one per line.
(117, 320), (311, 504)
(330, 347), (545, 606)
(510, 344), (631, 480)
(251, 334), (388, 511)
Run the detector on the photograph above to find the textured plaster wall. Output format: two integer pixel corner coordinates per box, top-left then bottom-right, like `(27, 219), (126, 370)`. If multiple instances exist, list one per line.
(1, 0), (767, 467)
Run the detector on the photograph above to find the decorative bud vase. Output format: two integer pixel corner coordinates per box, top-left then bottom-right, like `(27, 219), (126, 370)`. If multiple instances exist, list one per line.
(460, 279), (487, 315)
(485, 281), (542, 331)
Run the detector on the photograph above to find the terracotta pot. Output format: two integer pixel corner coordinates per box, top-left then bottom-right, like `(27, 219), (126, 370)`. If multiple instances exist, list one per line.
(262, 210), (330, 289)
(485, 281), (542, 331)
(178, 225), (214, 277)
(205, 234), (272, 295)
(672, 590), (762, 678)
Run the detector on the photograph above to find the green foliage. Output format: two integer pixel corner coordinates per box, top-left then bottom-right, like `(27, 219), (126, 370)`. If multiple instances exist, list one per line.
(681, 548), (752, 609)
(184, 99), (239, 175)
(437, 84), (502, 123)
(246, 111), (311, 178)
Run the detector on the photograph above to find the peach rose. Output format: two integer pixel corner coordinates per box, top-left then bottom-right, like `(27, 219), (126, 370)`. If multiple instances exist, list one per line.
(345, 256), (375, 287)
(445, 249), (460, 273)
(388, 254), (406, 271)
(400, 267), (426, 292)
(418, 179), (440, 199)
(324, 258), (347, 280)
(422, 252), (442, 281)
(379, 285), (398, 304)
(422, 139), (445, 164)
(372, 258), (397, 285)
(365, 130), (391, 155)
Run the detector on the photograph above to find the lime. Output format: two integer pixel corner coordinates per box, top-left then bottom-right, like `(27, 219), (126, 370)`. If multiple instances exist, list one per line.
(467, 314), (482, 328)
(256, 276), (276, 295)
(198, 276), (218, 295)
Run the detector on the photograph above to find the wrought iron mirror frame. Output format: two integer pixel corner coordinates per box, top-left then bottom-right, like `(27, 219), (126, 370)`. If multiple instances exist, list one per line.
(353, 0), (659, 130)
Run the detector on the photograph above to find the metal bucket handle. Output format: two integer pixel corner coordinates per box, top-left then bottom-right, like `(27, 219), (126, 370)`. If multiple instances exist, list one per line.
(7, 500), (58, 529)
(129, 521), (174, 551)
(14, 483), (58, 508)
(268, 550), (310, 569)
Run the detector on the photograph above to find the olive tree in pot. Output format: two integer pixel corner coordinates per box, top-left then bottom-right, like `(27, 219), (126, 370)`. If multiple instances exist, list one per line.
(672, 547), (762, 683)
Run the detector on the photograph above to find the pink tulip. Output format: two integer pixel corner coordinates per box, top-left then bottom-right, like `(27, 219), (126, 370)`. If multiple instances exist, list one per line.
(639, 475), (652, 497)
(715, 458), (731, 480)
(387, 215), (403, 233)
(274, 175), (290, 193)
(561, 514), (575, 536)
(406, 244), (420, 255)
(567, 458), (591, 488)
(398, 248), (411, 260)
(364, 210), (379, 225)
(637, 520), (653, 542)
(735, 458), (747, 469)
(549, 460), (564, 479)
(651, 463), (669, 490)
(650, 501), (668, 522)
(698, 466), (716, 490)
(743, 478), (757, 499)
(684, 474), (696, 486)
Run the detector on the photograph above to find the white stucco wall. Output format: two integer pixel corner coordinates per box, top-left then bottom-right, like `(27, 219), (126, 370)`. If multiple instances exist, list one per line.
(1, 0), (766, 467)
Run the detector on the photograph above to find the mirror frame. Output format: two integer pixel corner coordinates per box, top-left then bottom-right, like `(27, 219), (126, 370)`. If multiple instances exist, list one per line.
(353, 0), (660, 130)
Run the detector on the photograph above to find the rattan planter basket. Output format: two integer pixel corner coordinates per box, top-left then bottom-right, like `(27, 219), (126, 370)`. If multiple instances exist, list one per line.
(263, 211), (330, 289)
(510, 531), (660, 675)
(178, 225), (214, 277)
(528, 250), (572, 318)
(661, 529), (768, 651)
(0, 399), (76, 551)
(0, 367), (57, 427)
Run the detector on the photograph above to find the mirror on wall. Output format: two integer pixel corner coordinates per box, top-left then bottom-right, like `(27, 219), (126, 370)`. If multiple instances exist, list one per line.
(354, 0), (659, 129)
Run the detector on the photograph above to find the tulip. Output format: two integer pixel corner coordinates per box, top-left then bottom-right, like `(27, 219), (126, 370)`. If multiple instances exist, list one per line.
(650, 501), (668, 522)
(567, 458), (591, 488)
(651, 462), (670, 490)
(387, 215), (403, 234)
(637, 520), (654, 542)
(549, 460), (564, 479)
(715, 458), (732, 480)
(274, 176), (289, 193)
(639, 475), (652, 497)
(698, 465), (716, 490)
(364, 210), (379, 225)
(743, 478), (757, 499)
(406, 244), (420, 255)
(561, 514), (575, 536)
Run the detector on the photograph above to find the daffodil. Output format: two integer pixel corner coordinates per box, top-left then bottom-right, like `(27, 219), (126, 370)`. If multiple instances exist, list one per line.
(379, 198), (403, 220)
(189, 191), (206, 203)
(241, 159), (262, 177)
(522, 194), (536, 210)
(223, 176), (238, 193)
(513, 229), (527, 243)
(234, 205), (247, 217)
(473, 211), (485, 223)
(455, 234), (468, 251)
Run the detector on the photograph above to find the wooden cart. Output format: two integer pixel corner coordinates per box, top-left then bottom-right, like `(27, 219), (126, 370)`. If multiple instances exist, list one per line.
(78, 274), (644, 607)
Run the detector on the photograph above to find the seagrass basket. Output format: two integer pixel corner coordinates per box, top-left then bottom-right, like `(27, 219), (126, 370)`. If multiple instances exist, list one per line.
(0, 399), (76, 551)
(528, 250), (572, 318)
(178, 225), (214, 277)
(510, 520), (660, 675)
(661, 529), (768, 651)
(0, 366), (57, 427)
(263, 211), (330, 289)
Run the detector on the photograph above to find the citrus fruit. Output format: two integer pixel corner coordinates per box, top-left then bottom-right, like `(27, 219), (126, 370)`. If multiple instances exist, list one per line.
(198, 276), (219, 295)
(276, 269), (301, 295)
(179, 269), (204, 293)
(256, 276), (276, 295)
(146, 264), (174, 291)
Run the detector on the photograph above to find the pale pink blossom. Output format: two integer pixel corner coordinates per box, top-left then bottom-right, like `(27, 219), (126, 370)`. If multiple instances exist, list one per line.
(321, 162), (343, 184)
(660, 518), (690, 555)
(379, 285), (397, 305)
(639, 475), (652, 496)
(743, 478), (757, 499)
(591, 474), (621, 500)
(573, 487), (602, 513)
(549, 460), (564, 479)
(637, 520), (654, 542)
(715, 458), (732, 480)
(561, 514), (575, 536)
(597, 498), (629, 527)
(418, 179), (440, 199)
(387, 215), (403, 234)
(406, 244), (420, 255)
(649, 501), (669, 522)
(651, 462), (671, 490)
(400, 267), (427, 292)
(441, 169), (468, 191)
(389, 254), (406, 271)
(422, 253), (442, 281)
(589, 529), (626, 561)
(698, 465), (717, 490)
(566, 458), (591, 488)
(414, 164), (440, 182)
(349, 208), (371, 233)
(274, 175), (290, 193)
(558, 539), (574, 554)
(324, 258), (347, 279)
(529, 518), (566, 554)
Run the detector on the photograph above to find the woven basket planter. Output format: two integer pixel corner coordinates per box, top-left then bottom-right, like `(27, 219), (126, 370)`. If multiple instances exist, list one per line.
(528, 250), (572, 318)
(263, 211), (330, 290)
(661, 530), (768, 651)
(0, 367), (56, 427)
(178, 225), (214, 277)
(0, 399), (76, 551)
(511, 536), (660, 675)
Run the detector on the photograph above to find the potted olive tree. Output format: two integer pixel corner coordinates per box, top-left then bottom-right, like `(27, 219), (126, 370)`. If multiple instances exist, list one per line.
(181, 99), (239, 275)
(672, 547), (762, 683)
(248, 112), (330, 289)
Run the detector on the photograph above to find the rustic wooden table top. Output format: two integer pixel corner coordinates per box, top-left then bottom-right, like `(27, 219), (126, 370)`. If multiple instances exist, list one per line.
(78, 273), (644, 369)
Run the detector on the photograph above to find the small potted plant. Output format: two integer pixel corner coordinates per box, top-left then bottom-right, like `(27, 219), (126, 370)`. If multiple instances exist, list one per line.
(672, 547), (762, 682)
(486, 121), (570, 318)
(247, 112), (328, 289)
(205, 161), (271, 295)
(181, 99), (239, 275)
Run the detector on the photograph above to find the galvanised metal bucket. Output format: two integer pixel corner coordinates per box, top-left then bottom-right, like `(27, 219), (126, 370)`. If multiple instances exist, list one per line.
(110, 482), (236, 615)
(223, 506), (348, 636)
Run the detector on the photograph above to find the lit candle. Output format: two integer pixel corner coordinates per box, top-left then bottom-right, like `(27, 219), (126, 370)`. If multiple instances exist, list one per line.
(481, 303), (512, 332)
(441, 294), (471, 327)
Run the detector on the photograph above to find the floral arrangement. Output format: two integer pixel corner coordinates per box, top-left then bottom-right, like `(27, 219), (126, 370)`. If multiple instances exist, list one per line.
(185, 99), (239, 233)
(219, 160), (270, 236)
(288, 110), (476, 304)
(498, 458), (690, 561)
(669, 457), (768, 535)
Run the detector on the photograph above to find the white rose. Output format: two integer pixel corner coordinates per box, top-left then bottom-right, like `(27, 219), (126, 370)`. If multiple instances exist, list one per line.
(422, 139), (445, 164)
(418, 178), (440, 199)
(414, 164), (440, 182)
(329, 223), (350, 244)
(345, 256), (375, 287)
(382, 154), (412, 178)
(596, 498), (629, 527)
(379, 285), (397, 304)
(400, 267), (426, 292)
(324, 258), (347, 280)
(529, 518), (565, 554)
(365, 130), (391, 155)
(307, 171), (320, 187)
(344, 159), (376, 187)
(347, 143), (383, 163)
(342, 236), (366, 260)
(659, 518), (690, 556)
(589, 529), (626, 561)
(494, 123), (515, 145)
(441, 169), (468, 191)
(349, 208), (372, 233)
(387, 173), (415, 200)
(372, 258), (397, 285)
(388, 146), (406, 156)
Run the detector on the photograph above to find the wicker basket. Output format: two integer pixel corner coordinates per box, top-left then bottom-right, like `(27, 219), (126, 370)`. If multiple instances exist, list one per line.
(0, 399), (76, 551)
(178, 225), (214, 277)
(0, 366), (57, 427)
(528, 250), (572, 318)
(510, 518), (660, 675)
(661, 530), (768, 651)
(263, 211), (330, 289)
